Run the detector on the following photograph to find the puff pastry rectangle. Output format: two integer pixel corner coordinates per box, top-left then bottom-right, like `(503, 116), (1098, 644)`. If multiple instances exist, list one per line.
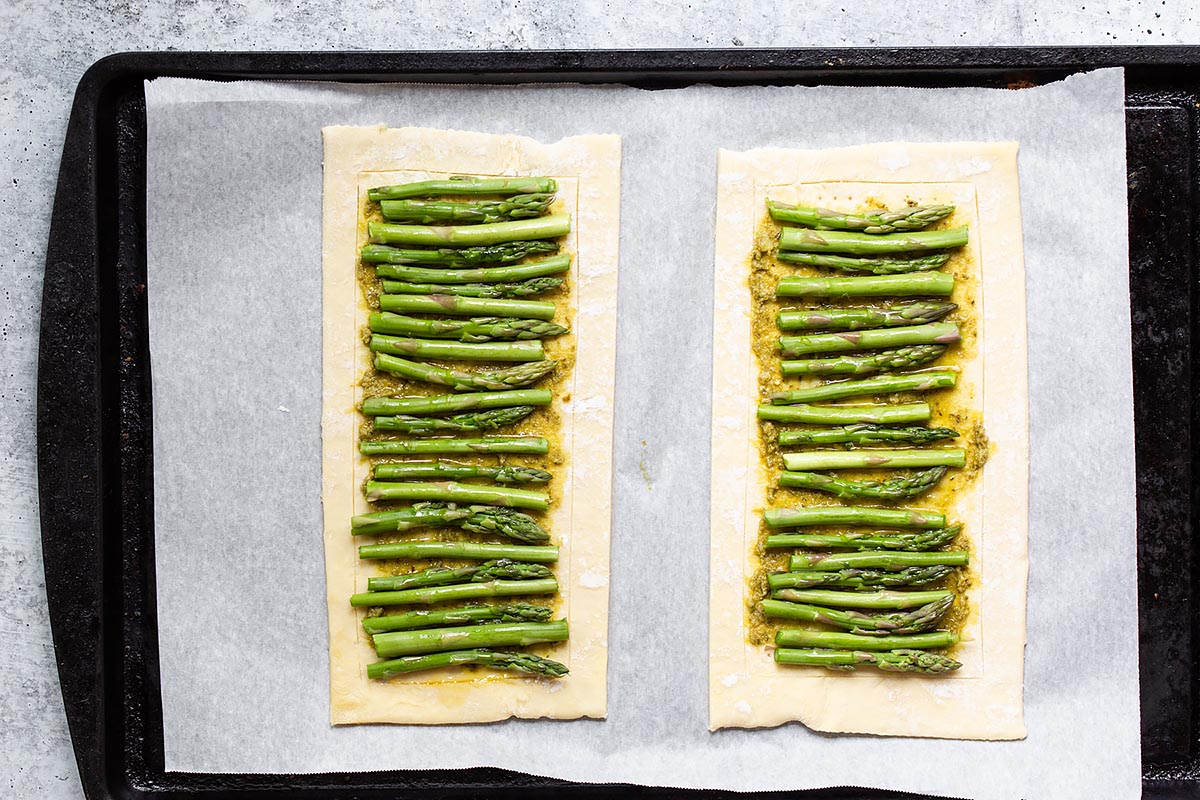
(707, 142), (1028, 739)
(321, 126), (620, 724)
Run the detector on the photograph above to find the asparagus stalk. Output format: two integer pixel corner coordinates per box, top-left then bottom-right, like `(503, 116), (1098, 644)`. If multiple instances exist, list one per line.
(374, 406), (534, 435)
(351, 577), (558, 607)
(381, 278), (564, 298)
(359, 542), (559, 562)
(770, 370), (957, 404)
(775, 648), (961, 674)
(768, 565), (954, 589)
(781, 449), (966, 471)
(369, 410), (530, 434)
(373, 406), (535, 435)
(777, 272), (955, 298)
(380, 193), (555, 224)
(779, 323), (959, 357)
(777, 251), (952, 274)
(363, 603), (554, 633)
(351, 503), (549, 542)
(773, 588), (953, 609)
(375, 254), (571, 284)
(776, 629), (958, 651)
(767, 201), (955, 233)
(369, 312), (567, 342)
(371, 334), (544, 362)
(778, 424), (959, 446)
(362, 389), (550, 417)
(373, 354), (556, 391)
(361, 241), (559, 266)
(368, 176), (557, 202)
(782, 345), (947, 377)
(373, 461), (551, 483)
(776, 302), (956, 331)
(757, 403), (930, 426)
(790, 551), (969, 571)
(778, 226), (968, 254)
(366, 559), (551, 592)
(780, 467), (948, 500)
(764, 526), (962, 551)
(369, 648), (568, 679)
(360, 437), (548, 456)
(363, 481), (549, 510)
(760, 596), (953, 635)
(765, 506), (945, 529)
(369, 214), (570, 247)
(377, 293), (555, 320)
(373, 620), (569, 658)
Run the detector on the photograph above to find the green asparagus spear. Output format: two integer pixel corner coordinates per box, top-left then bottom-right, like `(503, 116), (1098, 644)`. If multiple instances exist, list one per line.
(358, 542), (558, 562)
(359, 437), (548, 456)
(373, 620), (569, 658)
(757, 403), (930, 426)
(776, 629), (958, 651)
(779, 323), (959, 357)
(772, 588), (953, 609)
(370, 334), (544, 362)
(374, 406), (534, 435)
(363, 481), (549, 510)
(366, 559), (552, 592)
(777, 272), (955, 298)
(778, 424), (959, 446)
(368, 177), (557, 202)
(361, 241), (559, 266)
(767, 201), (955, 234)
(782, 346), (947, 377)
(790, 551), (969, 571)
(374, 406), (535, 435)
(380, 193), (555, 223)
(780, 467), (948, 500)
(381, 278), (564, 298)
(369, 312), (567, 342)
(362, 389), (550, 417)
(369, 215), (570, 247)
(781, 449), (966, 471)
(369, 648), (568, 679)
(373, 461), (551, 483)
(774, 648), (961, 673)
(776, 302), (956, 331)
(768, 566), (954, 589)
(363, 603), (554, 633)
(378, 293), (556, 320)
(770, 370), (957, 404)
(375, 254), (571, 284)
(776, 251), (952, 274)
(765, 506), (945, 529)
(760, 596), (953, 635)
(764, 526), (961, 551)
(351, 577), (558, 607)
(350, 503), (549, 542)
(778, 226), (968, 254)
(373, 354), (556, 391)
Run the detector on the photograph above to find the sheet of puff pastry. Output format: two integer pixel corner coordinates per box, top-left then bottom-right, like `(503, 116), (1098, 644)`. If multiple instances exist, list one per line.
(708, 142), (1028, 739)
(321, 126), (620, 725)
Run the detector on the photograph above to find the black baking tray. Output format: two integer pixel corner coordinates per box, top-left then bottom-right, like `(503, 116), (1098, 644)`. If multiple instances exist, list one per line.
(36, 48), (1199, 799)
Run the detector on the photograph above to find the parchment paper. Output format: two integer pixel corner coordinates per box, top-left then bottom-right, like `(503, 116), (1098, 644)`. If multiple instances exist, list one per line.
(145, 68), (1139, 798)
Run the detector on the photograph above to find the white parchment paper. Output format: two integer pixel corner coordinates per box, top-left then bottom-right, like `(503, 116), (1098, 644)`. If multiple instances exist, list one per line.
(145, 69), (1139, 798)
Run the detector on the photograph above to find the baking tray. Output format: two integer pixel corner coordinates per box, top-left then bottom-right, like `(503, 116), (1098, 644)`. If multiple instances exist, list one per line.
(35, 48), (1199, 799)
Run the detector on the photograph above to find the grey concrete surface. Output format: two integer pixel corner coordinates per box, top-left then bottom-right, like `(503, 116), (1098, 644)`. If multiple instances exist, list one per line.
(1, 2), (1196, 796)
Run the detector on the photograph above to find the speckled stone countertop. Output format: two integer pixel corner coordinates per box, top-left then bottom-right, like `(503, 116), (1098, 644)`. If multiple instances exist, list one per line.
(1, 2), (1195, 796)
